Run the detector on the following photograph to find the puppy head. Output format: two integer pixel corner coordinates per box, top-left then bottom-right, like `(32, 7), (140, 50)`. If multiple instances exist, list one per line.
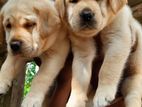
(57, 0), (127, 37)
(0, 0), (60, 58)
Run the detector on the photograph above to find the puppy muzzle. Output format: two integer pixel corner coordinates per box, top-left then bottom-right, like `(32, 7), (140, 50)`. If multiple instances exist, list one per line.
(79, 8), (96, 29)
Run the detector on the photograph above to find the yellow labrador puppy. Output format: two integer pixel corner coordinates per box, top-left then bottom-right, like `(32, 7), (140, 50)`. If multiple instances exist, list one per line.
(0, 0), (69, 107)
(56, 0), (142, 107)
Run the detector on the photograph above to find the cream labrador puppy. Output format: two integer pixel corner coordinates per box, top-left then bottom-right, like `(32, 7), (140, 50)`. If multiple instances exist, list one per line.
(56, 0), (142, 107)
(0, 0), (69, 107)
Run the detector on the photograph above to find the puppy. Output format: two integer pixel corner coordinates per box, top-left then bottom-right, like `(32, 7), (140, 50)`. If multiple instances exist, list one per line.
(56, 0), (142, 107)
(0, 0), (69, 107)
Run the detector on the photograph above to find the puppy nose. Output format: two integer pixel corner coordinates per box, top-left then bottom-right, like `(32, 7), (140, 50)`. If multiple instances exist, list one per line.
(10, 40), (22, 53)
(80, 8), (94, 22)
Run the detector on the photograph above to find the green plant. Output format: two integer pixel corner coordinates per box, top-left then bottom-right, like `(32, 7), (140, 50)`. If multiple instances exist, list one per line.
(24, 62), (38, 96)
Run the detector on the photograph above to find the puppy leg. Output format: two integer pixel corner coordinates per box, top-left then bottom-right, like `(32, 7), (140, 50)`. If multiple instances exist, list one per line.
(21, 42), (69, 107)
(48, 54), (72, 107)
(122, 42), (142, 107)
(0, 54), (26, 94)
(121, 20), (142, 107)
(122, 75), (142, 107)
(93, 37), (131, 107)
(67, 38), (96, 107)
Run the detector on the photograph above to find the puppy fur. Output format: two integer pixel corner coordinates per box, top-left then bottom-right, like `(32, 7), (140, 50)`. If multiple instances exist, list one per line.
(56, 0), (142, 107)
(0, 0), (69, 107)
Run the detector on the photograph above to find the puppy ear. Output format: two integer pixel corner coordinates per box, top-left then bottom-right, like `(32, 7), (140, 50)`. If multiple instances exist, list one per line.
(55, 0), (66, 19)
(34, 0), (60, 37)
(109, 0), (127, 14)
(34, 7), (49, 37)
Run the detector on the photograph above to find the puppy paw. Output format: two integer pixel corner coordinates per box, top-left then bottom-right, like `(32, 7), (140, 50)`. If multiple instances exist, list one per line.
(93, 85), (117, 107)
(66, 94), (86, 107)
(0, 79), (11, 94)
(21, 94), (43, 107)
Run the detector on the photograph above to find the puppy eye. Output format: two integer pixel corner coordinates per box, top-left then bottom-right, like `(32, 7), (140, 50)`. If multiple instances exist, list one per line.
(69, 0), (78, 3)
(24, 22), (36, 29)
(6, 23), (12, 29)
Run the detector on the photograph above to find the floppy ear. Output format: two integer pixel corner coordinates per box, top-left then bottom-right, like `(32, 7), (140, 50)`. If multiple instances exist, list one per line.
(109, 0), (127, 14)
(55, 0), (66, 19)
(34, 7), (49, 37)
(34, 0), (60, 37)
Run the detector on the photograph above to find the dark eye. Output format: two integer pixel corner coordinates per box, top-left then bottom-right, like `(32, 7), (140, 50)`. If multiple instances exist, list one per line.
(69, 0), (78, 3)
(24, 22), (36, 29)
(6, 23), (12, 29)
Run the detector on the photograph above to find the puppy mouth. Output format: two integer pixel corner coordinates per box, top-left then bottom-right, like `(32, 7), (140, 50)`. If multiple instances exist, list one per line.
(80, 21), (97, 30)
(9, 39), (40, 58)
(80, 23), (95, 30)
(11, 46), (38, 58)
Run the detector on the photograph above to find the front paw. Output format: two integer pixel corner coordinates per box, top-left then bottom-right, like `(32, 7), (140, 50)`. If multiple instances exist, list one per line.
(0, 78), (11, 94)
(66, 94), (87, 107)
(21, 94), (44, 107)
(93, 85), (117, 107)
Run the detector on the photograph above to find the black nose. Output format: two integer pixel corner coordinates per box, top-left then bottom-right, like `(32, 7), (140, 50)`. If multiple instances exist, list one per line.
(10, 40), (22, 53)
(80, 8), (94, 22)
